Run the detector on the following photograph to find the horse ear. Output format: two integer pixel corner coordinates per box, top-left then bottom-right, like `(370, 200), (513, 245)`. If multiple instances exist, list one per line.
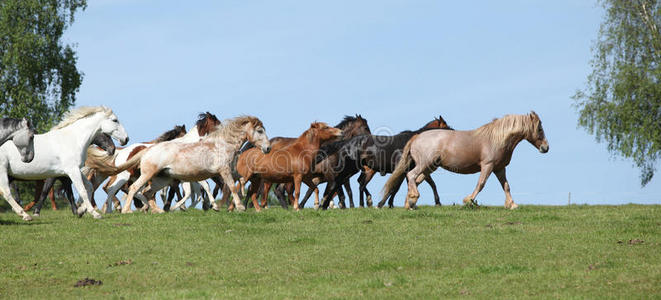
(181, 124), (186, 130)
(530, 111), (539, 120)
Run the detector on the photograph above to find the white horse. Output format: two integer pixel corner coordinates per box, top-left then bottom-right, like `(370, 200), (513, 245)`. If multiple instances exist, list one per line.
(88, 113), (221, 213)
(118, 116), (270, 213)
(0, 106), (128, 220)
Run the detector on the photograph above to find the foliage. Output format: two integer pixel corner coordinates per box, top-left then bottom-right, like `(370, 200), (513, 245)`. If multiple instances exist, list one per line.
(0, 205), (659, 298)
(574, 0), (661, 186)
(0, 0), (87, 132)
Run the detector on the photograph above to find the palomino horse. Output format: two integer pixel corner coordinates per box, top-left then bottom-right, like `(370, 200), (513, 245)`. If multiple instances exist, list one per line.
(382, 111), (549, 210)
(315, 117), (452, 210)
(0, 106), (128, 220)
(109, 116), (270, 213)
(236, 122), (342, 211)
(365, 116), (453, 208)
(0, 118), (35, 163)
(19, 132), (116, 216)
(256, 115), (371, 210)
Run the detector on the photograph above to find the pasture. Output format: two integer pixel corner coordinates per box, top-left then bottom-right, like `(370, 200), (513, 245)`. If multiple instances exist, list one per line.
(1, 205), (660, 299)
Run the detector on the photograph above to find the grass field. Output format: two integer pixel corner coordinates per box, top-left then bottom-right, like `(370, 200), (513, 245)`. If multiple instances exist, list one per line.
(1, 205), (660, 299)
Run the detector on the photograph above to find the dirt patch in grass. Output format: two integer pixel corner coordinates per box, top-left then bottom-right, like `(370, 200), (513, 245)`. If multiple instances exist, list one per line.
(618, 239), (644, 245)
(74, 278), (103, 287)
(109, 259), (133, 267)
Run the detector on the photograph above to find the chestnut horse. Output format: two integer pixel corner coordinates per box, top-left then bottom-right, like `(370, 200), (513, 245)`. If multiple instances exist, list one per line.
(236, 122), (342, 211)
(255, 115), (371, 210)
(382, 111), (549, 210)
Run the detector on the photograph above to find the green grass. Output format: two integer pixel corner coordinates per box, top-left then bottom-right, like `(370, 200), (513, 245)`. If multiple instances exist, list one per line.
(1, 205), (660, 299)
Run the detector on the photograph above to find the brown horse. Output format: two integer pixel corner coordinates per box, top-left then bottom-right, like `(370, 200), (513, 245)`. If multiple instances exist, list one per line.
(236, 122), (342, 211)
(257, 115), (371, 210)
(382, 111), (549, 210)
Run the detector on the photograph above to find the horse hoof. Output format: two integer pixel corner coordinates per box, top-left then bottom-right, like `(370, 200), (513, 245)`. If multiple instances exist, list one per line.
(22, 214), (33, 221)
(93, 213), (103, 219)
(509, 203), (519, 210)
(32, 213), (40, 218)
(236, 205), (246, 212)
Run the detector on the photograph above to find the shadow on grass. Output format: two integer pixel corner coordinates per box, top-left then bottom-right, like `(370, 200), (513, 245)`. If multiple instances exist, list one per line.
(0, 219), (49, 226)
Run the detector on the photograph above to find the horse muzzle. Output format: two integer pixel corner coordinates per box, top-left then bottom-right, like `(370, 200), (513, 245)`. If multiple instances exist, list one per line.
(21, 151), (35, 163)
(539, 144), (549, 153)
(262, 145), (271, 154)
(121, 137), (129, 146)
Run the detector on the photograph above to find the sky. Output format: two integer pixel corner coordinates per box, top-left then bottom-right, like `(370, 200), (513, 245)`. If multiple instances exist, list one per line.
(63, 0), (660, 207)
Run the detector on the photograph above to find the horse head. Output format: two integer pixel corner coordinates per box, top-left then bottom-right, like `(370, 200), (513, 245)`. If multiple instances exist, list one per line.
(527, 111), (549, 153)
(13, 118), (35, 162)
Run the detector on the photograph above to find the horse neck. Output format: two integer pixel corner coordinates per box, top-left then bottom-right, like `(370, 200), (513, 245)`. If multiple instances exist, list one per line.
(51, 115), (103, 157)
(488, 127), (528, 154)
(176, 126), (201, 143)
(0, 126), (20, 144)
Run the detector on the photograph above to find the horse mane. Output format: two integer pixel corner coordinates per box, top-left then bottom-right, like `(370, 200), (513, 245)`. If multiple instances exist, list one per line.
(207, 115), (263, 145)
(52, 106), (113, 130)
(196, 112), (221, 136)
(335, 115), (361, 129)
(0, 118), (24, 130)
(473, 113), (535, 146)
(154, 125), (186, 142)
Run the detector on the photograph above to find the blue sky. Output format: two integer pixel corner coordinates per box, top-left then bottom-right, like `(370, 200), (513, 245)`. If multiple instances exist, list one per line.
(65, 1), (659, 207)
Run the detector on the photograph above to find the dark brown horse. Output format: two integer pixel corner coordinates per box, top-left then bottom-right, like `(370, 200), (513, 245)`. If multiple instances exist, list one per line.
(235, 122), (342, 211)
(382, 111), (549, 209)
(309, 116), (453, 209)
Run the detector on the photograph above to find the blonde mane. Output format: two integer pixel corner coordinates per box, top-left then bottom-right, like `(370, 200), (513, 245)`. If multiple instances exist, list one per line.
(52, 106), (113, 130)
(473, 113), (536, 146)
(206, 115), (264, 146)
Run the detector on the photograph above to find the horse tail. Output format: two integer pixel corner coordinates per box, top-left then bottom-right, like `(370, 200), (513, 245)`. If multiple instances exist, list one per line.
(86, 146), (147, 176)
(381, 134), (417, 199)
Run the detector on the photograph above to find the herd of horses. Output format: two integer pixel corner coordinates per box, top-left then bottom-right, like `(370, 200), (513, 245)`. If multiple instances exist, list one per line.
(0, 106), (549, 221)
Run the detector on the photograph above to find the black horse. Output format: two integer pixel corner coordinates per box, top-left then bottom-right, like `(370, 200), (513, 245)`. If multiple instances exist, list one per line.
(317, 116), (453, 210)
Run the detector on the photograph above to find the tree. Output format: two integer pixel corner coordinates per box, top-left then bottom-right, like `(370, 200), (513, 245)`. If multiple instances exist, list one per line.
(0, 0), (86, 211)
(0, 0), (87, 132)
(574, 0), (661, 186)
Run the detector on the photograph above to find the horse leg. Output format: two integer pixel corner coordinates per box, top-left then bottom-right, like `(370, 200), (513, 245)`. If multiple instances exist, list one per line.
(321, 180), (342, 210)
(199, 180), (218, 211)
(359, 168), (376, 207)
(172, 182), (193, 211)
(273, 183), (288, 209)
(336, 187), (346, 209)
(404, 165), (426, 210)
(260, 182), (271, 210)
(62, 179), (76, 216)
(66, 169), (101, 219)
(0, 173), (32, 221)
(221, 170), (245, 212)
(299, 182), (317, 208)
(24, 179), (43, 212)
(9, 181), (22, 206)
(33, 178), (53, 216)
(292, 175), (303, 211)
(343, 180), (354, 208)
(220, 184), (231, 208)
(425, 176), (442, 206)
(463, 164), (494, 207)
(494, 168), (518, 210)
(163, 184), (178, 211)
(122, 166), (157, 214)
(103, 176), (127, 214)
